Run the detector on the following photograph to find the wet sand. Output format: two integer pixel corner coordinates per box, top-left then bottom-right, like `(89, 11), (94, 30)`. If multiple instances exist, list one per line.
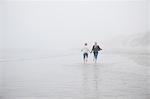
(0, 52), (149, 99)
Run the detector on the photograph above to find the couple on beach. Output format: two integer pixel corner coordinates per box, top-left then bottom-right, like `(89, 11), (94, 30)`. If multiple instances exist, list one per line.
(81, 42), (102, 63)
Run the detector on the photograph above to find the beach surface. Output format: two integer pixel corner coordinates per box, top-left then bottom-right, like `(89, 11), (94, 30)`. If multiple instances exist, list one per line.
(0, 51), (150, 99)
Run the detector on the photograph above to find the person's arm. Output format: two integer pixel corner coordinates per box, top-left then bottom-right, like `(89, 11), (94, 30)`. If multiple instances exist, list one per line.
(88, 48), (91, 53)
(91, 46), (94, 53)
(98, 46), (102, 51)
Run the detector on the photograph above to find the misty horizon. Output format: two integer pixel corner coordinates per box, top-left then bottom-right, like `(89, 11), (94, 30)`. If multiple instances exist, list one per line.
(0, 0), (149, 51)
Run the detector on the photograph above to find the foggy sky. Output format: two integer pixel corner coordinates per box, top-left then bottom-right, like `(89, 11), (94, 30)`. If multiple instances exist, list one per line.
(148, 0), (150, 31)
(0, 3), (3, 50)
(0, 0), (149, 51)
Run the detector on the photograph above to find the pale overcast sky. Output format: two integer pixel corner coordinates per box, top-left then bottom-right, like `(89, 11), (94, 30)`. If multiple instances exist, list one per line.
(0, 0), (149, 50)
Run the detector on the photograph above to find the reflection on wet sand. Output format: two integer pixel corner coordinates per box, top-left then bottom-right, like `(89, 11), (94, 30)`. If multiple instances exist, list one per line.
(82, 64), (100, 99)
(0, 53), (149, 99)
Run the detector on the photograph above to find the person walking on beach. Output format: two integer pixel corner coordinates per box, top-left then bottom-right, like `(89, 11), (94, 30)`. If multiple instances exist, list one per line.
(81, 43), (90, 63)
(91, 42), (102, 63)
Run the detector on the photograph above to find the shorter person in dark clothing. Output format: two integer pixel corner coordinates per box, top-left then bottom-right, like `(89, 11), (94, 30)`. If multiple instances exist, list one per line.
(91, 42), (102, 63)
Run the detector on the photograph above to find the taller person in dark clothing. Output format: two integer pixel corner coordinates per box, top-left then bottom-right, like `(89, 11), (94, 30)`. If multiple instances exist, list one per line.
(91, 42), (102, 63)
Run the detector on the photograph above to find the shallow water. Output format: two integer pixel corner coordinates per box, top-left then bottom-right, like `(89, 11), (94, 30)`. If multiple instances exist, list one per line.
(0, 51), (150, 99)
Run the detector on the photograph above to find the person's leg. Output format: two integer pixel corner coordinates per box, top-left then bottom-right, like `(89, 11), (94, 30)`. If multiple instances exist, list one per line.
(85, 53), (88, 63)
(96, 52), (98, 59)
(93, 52), (96, 62)
(94, 52), (98, 63)
(83, 53), (86, 63)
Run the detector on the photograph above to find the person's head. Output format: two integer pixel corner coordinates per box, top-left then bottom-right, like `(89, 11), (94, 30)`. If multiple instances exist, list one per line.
(84, 43), (87, 46)
(94, 42), (97, 45)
